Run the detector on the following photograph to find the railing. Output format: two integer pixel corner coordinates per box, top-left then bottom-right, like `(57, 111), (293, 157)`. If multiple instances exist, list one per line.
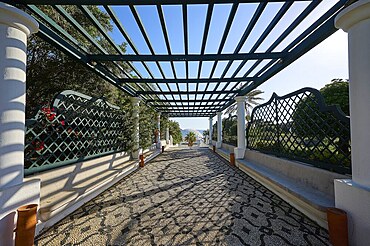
(247, 87), (351, 174)
(222, 115), (237, 146)
(25, 90), (131, 175)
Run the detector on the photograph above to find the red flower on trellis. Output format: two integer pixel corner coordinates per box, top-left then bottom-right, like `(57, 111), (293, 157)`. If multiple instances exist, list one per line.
(41, 107), (56, 121)
(32, 141), (45, 151)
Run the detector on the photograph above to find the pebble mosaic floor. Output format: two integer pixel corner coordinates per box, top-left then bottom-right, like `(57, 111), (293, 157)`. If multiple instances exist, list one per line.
(35, 148), (330, 246)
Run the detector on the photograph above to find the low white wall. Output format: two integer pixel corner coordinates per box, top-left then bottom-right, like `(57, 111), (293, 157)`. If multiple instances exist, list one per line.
(143, 143), (157, 153)
(244, 149), (349, 197)
(26, 151), (132, 222)
(221, 143), (235, 153)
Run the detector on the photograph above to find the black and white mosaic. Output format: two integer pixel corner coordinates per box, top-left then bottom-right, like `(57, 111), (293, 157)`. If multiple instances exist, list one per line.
(35, 148), (330, 245)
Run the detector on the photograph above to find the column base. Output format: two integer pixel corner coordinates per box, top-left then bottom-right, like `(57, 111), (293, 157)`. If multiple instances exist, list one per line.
(233, 148), (246, 159)
(334, 179), (370, 245)
(216, 142), (222, 148)
(0, 179), (41, 245)
(156, 142), (162, 149)
(131, 148), (143, 160)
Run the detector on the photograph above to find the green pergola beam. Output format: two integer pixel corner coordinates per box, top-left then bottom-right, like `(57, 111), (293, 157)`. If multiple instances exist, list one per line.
(137, 90), (237, 95)
(87, 52), (287, 62)
(9, 0), (311, 4)
(37, 22), (136, 96)
(147, 99), (231, 103)
(5, 0), (349, 117)
(212, 0), (329, 108)
(210, 1), (291, 108)
(153, 105), (223, 108)
(119, 77), (257, 84)
(159, 109), (219, 112)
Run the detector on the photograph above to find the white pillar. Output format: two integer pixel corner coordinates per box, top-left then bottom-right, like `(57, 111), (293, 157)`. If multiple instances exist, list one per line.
(156, 113), (161, 148)
(209, 117), (213, 145)
(166, 127), (169, 145)
(334, 1), (370, 244)
(131, 97), (141, 159)
(234, 96), (246, 159)
(0, 3), (41, 244)
(216, 112), (222, 148)
(0, 3), (38, 188)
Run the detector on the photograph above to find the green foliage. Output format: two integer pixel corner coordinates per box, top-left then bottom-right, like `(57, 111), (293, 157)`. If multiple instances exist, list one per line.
(320, 79), (349, 115)
(139, 105), (157, 149)
(160, 115), (169, 140)
(185, 132), (197, 147)
(168, 120), (183, 144)
(25, 5), (130, 118)
(222, 115), (237, 146)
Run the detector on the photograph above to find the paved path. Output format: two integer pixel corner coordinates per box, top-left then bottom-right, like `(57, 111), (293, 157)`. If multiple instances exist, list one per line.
(35, 148), (330, 246)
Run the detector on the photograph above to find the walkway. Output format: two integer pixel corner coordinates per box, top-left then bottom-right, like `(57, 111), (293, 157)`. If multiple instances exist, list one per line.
(35, 148), (330, 245)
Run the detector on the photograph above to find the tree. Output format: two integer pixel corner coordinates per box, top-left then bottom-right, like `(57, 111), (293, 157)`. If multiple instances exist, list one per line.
(320, 79), (349, 115)
(225, 89), (264, 118)
(185, 132), (197, 147)
(222, 115), (237, 146)
(168, 120), (183, 144)
(25, 5), (131, 118)
(202, 129), (209, 142)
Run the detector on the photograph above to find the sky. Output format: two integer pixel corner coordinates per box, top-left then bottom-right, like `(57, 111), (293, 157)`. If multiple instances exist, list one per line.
(101, 1), (349, 130)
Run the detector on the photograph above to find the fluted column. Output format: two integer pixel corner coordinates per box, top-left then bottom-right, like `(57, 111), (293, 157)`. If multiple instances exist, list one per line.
(131, 97), (141, 159)
(0, 3), (40, 244)
(234, 96), (246, 159)
(334, 1), (370, 244)
(166, 127), (169, 145)
(0, 3), (38, 188)
(156, 113), (161, 148)
(209, 116), (213, 145)
(216, 112), (222, 148)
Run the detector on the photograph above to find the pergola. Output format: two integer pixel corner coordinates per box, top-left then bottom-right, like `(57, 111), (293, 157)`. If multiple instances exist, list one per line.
(5, 0), (348, 117)
(2, 0), (370, 245)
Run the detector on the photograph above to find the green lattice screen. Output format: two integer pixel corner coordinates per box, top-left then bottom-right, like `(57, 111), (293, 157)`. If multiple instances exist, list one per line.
(25, 90), (131, 175)
(247, 87), (351, 174)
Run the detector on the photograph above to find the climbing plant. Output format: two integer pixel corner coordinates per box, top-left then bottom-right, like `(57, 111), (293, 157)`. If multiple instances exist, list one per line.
(139, 104), (157, 149)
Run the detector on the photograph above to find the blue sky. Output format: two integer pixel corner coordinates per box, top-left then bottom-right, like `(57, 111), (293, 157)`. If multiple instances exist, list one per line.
(99, 1), (348, 130)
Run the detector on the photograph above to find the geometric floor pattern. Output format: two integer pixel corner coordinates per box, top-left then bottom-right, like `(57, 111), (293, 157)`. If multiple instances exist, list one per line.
(35, 148), (330, 246)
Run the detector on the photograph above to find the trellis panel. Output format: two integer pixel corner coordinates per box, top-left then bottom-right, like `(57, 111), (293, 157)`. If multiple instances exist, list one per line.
(247, 87), (351, 174)
(25, 90), (131, 175)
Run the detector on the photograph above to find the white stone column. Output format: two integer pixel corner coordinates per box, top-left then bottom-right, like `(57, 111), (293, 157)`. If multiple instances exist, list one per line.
(156, 113), (161, 149)
(166, 127), (169, 145)
(0, 3), (38, 188)
(216, 112), (222, 148)
(0, 3), (41, 244)
(234, 96), (246, 159)
(131, 97), (141, 159)
(334, 1), (370, 244)
(209, 116), (213, 145)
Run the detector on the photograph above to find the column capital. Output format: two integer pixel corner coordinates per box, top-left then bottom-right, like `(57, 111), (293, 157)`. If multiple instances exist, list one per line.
(234, 96), (247, 103)
(0, 3), (39, 36)
(335, 0), (370, 32)
(217, 111), (222, 117)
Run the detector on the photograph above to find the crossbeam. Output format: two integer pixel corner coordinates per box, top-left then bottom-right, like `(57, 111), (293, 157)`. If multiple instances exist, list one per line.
(121, 78), (256, 84)
(88, 52), (287, 62)
(138, 90), (237, 95)
(146, 99), (231, 103)
(8, 0), (311, 5)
